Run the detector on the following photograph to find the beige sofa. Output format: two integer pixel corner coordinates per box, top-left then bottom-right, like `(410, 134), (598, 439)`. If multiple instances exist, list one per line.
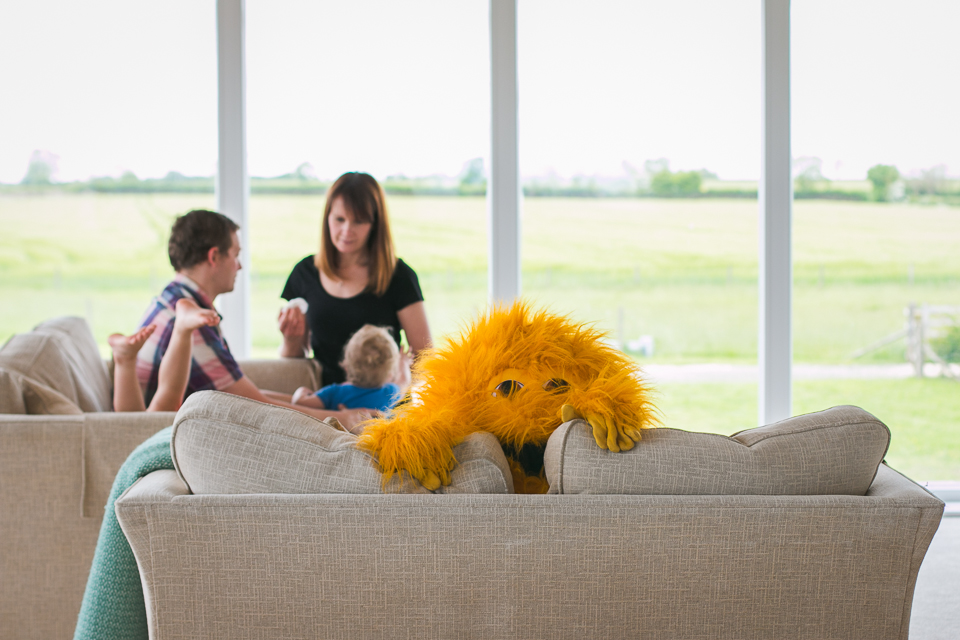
(116, 393), (944, 640)
(0, 317), (321, 640)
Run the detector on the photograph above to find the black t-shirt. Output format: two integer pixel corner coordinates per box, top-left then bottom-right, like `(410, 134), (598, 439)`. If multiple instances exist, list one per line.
(281, 256), (424, 386)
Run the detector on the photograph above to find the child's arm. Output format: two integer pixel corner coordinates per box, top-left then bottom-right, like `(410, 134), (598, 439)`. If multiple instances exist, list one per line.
(261, 389), (294, 402)
(292, 386), (325, 409)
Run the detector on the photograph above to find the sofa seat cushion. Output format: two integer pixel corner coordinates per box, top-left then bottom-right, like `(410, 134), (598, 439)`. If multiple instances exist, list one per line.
(545, 405), (890, 496)
(0, 317), (112, 413)
(172, 391), (513, 495)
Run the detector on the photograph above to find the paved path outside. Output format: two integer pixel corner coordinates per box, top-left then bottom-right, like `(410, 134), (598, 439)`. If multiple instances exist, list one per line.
(642, 362), (960, 384)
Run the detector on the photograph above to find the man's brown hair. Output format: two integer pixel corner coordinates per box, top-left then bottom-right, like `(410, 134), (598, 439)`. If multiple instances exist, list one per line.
(168, 209), (239, 271)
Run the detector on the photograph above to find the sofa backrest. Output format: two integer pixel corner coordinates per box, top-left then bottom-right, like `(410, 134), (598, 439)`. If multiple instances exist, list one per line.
(0, 316), (111, 413)
(545, 405), (890, 496)
(172, 391), (514, 495)
(238, 358), (322, 396)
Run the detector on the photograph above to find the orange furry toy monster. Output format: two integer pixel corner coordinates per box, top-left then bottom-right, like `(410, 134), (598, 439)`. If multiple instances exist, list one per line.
(358, 301), (659, 494)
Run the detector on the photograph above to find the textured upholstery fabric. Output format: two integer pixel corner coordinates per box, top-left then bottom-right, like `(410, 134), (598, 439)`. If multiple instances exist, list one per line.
(0, 368), (27, 414)
(0, 316), (112, 412)
(239, 357), (322, 394)
(33, 316), (114, 410)
(0, 413), (172, 640)
(81, 412), (178, 517)
(0, 324), (324, 640)
(545, 405), (890, 495)
(0, 366), (82, 414)
(172, 391), (513, 495)
(436, 431), (514, 495)
(115, 464), (944, 640)
(0, 415), (87, 640)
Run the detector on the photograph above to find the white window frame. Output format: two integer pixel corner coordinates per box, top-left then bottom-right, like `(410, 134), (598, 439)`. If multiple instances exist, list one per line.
(759, 0), (792, 424)
(215, 0), (251, 359)
(216, 0), (794, 422)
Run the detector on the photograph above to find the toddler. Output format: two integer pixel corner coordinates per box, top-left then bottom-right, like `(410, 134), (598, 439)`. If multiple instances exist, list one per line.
(292, 324), (410, 415)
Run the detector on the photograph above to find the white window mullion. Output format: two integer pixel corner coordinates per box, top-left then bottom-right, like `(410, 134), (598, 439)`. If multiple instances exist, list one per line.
(759, 0), (792, 424)
(215, 0), (251, 358)
(489, 0), (521, 303)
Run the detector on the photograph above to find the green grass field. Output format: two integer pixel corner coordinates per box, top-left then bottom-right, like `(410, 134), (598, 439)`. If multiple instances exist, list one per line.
(2, 193), (958, 478)
(4, 193), (957, 356)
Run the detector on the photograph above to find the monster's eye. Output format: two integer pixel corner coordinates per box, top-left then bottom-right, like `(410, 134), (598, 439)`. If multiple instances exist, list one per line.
(542, 378), (569, 393)
(492, 380), (524, 398)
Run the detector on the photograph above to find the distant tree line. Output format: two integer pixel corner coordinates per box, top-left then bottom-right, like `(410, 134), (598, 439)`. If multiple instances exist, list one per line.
(5, 151), (958, 203)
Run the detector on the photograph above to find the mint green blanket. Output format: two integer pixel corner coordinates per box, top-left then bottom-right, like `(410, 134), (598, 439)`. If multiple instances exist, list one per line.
(74, 427), (173, 640)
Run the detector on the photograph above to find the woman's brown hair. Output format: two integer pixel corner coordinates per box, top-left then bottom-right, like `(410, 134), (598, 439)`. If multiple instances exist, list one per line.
(315, 172), (396, 296)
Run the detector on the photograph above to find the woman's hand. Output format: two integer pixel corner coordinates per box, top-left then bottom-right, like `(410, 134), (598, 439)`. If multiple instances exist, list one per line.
(278, 305), (306, 337)
(277, 305), (309, 357)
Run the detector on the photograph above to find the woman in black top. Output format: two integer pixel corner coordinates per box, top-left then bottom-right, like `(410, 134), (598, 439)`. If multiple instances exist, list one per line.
(278, 172), (432, 391)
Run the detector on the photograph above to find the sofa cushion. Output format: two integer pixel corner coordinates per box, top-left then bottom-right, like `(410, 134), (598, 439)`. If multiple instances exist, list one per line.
(0, 317), (112, 412)
(172, 391), (513, 495)
(544, 405), (890, 496)
(0, 367), (83, 415)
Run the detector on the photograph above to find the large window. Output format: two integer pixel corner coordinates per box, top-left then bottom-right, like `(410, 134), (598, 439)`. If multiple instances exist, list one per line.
(245, 0), (489, 355)
(519, 0), (761, 434)
(792, 0), (960, 480)
(3, 2), (957, 487)
(0, 1), (217, 353)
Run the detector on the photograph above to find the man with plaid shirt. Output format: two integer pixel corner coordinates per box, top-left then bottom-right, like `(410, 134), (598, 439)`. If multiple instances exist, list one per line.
(134, 210), (368, 429)
(134, 210), (252, 403)
(135, 273), (242, 406)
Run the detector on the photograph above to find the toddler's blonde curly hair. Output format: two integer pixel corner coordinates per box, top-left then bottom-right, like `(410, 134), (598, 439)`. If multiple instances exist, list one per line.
(340, 325), (399, 389)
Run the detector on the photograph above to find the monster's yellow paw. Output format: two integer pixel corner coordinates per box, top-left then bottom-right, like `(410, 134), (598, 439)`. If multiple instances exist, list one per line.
(561, 404), (639, 453)
(357, 420), (458, 491)
(397, 445), (456, 491)
(416, 468), (443, 491)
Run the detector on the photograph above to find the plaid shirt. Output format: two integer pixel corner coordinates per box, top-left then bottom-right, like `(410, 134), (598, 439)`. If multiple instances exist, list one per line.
(135, 274), (243, 405)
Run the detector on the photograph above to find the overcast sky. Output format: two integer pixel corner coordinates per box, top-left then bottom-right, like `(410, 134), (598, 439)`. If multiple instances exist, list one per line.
(1, 0), (957, 183)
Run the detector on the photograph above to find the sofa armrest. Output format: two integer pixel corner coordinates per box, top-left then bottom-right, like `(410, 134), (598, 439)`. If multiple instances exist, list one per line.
(867, 464), (944, 640)
(236, 358), (321, 394)
(117, 469), (189, 506)
(115, 470), (188, 637)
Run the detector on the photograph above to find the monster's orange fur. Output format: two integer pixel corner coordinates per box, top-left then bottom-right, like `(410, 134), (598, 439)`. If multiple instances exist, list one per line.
(357, 301), (659, 492)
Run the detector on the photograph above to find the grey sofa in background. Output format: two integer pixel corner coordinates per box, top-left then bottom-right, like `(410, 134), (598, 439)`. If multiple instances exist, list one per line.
(117, 397), (944, 640)
(0, 316), (322, 640)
